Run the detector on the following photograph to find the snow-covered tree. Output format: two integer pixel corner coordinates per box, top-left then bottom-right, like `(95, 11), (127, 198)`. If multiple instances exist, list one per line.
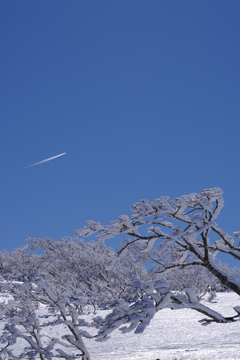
(0, 246), (44, 282)
(0, 238), (147, 306)
(163, 263), (240, 300)
(0, 277), (92, 359)
(76, 187), (240, 296)
(75, 187), (240, 331)
(1, 187), (240, 359)
(0, 238), (148, 359)
(94, 279), (240, 342)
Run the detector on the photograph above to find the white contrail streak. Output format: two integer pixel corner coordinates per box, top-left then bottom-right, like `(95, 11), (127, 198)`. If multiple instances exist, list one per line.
(25, 152), (66, 168)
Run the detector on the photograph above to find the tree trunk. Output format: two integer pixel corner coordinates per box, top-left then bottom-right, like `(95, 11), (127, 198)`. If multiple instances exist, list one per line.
(203, 262), (240, 296)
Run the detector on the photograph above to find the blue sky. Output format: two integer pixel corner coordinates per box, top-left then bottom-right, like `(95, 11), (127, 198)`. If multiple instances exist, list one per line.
(1, 1), (240, 266)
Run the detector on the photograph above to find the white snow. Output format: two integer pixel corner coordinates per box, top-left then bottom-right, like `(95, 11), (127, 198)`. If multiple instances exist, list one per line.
(84, 292), (240, 360)
(1, 293), (239, 360)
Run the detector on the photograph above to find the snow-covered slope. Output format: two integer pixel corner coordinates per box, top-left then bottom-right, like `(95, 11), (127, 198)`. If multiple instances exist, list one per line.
(0, 292), (239, 360)
(85, 292), (240, 360)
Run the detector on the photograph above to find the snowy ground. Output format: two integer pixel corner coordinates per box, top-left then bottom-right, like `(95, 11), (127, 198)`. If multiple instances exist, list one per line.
(84, 292), (240, 360)
(0, 292), (239, 360)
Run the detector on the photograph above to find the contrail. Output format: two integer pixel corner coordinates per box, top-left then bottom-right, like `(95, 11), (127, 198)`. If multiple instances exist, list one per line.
(25, 152), (66, 168)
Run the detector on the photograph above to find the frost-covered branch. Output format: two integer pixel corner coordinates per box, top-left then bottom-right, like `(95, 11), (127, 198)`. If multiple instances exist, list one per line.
(94, 279), (234, 342)
(0, 278), (93, 360)
(76, 187), (240, 296)
(1, 186), (239, 358)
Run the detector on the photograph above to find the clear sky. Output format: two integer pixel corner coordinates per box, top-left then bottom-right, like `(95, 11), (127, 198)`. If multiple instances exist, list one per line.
(1, 1), (240, 266)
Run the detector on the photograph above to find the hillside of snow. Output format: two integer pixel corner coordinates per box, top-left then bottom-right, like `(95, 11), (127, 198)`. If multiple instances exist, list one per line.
(84, 292), (240, 360)
(1, 292), (239, 360)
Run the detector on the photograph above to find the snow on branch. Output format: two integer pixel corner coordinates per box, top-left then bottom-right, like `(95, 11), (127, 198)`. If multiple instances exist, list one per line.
(1, 186), (240, 359)
(95, 280), (228, 342)
(75, 187), (240, 296)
